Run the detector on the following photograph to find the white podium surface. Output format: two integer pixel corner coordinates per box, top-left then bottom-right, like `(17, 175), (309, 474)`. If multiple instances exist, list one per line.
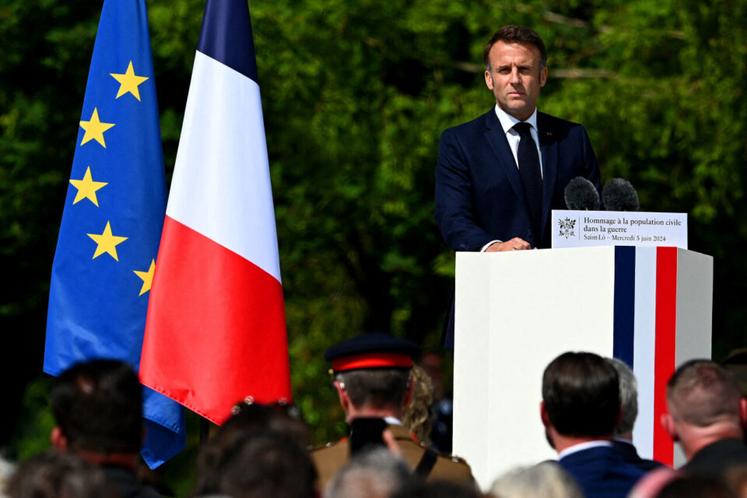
(452, 246), (712, 489)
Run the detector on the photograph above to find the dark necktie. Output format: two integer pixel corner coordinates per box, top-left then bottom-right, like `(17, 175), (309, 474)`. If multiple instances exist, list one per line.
(513, 122), (543, 242)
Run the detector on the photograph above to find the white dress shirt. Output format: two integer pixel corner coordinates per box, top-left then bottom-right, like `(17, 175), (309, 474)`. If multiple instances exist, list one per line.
(480, 106), (544, 252)
(493, 104), (544, 178)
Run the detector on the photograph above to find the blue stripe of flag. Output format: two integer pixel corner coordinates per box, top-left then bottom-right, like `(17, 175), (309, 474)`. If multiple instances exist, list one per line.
(613, 246), (636, 367)
(197, 0), (259, 82)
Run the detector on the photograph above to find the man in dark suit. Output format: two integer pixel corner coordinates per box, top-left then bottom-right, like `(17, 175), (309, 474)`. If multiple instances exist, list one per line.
(541, 352), (647, 498)
(436, 26), (601, 346)
(662, 359), (747, 478)
(435, 25), (601, 252)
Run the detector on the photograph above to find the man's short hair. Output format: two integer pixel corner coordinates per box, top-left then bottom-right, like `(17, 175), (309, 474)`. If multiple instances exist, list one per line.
(7, 451), (110, 498)
(607, 357), (638, 436)
(542, 352), (620, 437)
(50, 359), (142, 454)
(483, 25), (548, 68)
(667, 359), (742, 427)
(209, 432), (316, 498)
(335, 369), (411, 410)
(194, 401), (311, 495)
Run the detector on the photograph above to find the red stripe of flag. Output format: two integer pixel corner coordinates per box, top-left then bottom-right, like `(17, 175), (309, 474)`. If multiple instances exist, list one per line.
(653, 247), (677, 465)
(140, 217), (290, 424)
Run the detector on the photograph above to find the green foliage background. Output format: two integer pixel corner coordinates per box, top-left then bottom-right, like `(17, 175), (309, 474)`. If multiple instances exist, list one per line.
(1, 0), (746, 492)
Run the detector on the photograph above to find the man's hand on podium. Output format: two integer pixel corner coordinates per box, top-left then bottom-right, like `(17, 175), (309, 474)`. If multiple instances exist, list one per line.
(485, 237), (532, 252)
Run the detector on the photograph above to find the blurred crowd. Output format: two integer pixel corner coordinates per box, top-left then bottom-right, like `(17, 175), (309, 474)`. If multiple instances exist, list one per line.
(1, 335), (745, 498)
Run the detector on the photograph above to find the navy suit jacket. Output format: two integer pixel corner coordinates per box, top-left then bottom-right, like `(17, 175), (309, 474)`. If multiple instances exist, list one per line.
(559, 445), (647, 498)
(435, 109), (601, 250)
(612, 440), (664, 472)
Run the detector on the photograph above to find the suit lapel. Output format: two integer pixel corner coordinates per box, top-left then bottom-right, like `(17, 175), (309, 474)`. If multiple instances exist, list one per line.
(482, 110), (526, 205)
(538, 112), (558, 236)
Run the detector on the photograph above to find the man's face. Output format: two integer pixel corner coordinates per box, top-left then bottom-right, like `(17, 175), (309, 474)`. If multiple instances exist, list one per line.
(484, 41), (547, 121)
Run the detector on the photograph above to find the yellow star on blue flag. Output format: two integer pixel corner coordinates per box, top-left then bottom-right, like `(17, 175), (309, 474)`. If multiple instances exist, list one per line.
(134, 259), (156, 296)
(70, 166), (108, 206)
(111, 61), (149, 101)
(79, 107), (115, 147)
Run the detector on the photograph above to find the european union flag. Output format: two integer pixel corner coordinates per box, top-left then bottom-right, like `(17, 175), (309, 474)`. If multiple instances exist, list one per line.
(44, 0), (184, 468)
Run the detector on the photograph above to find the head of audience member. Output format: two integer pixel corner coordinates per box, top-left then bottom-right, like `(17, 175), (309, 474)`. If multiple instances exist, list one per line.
(403, 364), (434, 444)
(194, 399), (311, 496)
(541, 352), (621, 452)
(483, 25), (548, 121)
(6, 451), (110, 498)
(662, 359), (747, 460)
(324, 448), (413, 498)
(325, 333), (420, 422)
(222, 397), (310, 445)
(607, 357), (639, 441)
(49, 359), (142, 467)
(194, 431), (316, 498)
(655, 475), (736, 498)
(489, 462), (583, 498)
(391, 479), (483, 498)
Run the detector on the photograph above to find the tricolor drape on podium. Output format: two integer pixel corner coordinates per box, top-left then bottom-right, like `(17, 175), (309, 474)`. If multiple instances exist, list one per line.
(611, 246), (712, 466)
(44, 0), (184, 468)
(453, 245), (712, 487)
(140, 0), (292, 425)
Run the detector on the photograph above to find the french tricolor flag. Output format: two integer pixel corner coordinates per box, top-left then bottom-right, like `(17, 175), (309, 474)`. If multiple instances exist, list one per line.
(140, 0), (291, 424)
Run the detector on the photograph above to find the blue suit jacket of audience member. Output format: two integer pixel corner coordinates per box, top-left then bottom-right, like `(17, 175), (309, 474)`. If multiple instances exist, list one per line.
(559, 445), (648, 498)
(435, 109), (601, 251)
(612, 440), (664, 472)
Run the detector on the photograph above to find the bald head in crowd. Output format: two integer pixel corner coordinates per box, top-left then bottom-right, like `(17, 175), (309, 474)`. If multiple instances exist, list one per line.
(664, 360), (746, 452)
(663, 359), (747, 477)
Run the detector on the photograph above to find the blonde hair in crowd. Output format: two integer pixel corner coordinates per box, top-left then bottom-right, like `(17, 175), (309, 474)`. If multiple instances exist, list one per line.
(403, 364), (434, 443)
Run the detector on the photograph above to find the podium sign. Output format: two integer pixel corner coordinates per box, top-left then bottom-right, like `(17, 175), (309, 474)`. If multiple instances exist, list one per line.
(453, 246), (712, 489)
(551, 210), (688, 249)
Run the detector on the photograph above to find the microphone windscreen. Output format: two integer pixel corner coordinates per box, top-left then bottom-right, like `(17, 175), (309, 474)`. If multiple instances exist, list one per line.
(602, 178), (640, 211)
(564, 177), (601, 210)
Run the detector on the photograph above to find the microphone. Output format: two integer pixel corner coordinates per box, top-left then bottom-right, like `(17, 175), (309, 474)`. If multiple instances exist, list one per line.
(564, 177), (601, 210)
(602, 178), (640, 211)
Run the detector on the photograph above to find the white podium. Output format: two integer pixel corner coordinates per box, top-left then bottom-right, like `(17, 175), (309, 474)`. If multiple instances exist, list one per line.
(452, 246), (712, 490)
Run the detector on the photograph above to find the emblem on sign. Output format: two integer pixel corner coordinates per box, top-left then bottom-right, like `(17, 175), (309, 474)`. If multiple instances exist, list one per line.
(558, 217), (576, 239)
